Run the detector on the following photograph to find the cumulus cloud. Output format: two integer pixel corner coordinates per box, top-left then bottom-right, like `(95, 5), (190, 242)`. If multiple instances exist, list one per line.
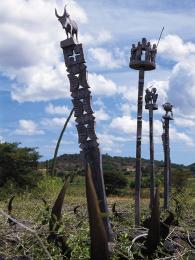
(168, 60), (195, 114)
(110, 115), (193, 146)
(88, 47), (125, 69)
(95, 108), (110, 121)
(0, 136), (4, 143)
(170, 128), (194, 146)
(98, 133), (126, 153)
(88, 73), (118, 96)
(158, 35), (195, 62)
(80, 30), (112, 46)
(45, 103), (70, 115)
(11, 63), (70, 102)
(15, 120), (44, 135)
(152, 35), (195, 117)
(0, 0), (87, 102)
(41, 116), (74, 128)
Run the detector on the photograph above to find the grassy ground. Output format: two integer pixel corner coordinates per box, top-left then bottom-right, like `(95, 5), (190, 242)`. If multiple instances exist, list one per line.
(0, 175), (195, 259)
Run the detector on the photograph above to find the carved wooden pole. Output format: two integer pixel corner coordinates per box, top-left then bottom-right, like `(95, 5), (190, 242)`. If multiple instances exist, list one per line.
(145, 88), (158, 208)
(162, 103), (173, 209)
(129, 38), (157, 226)
(58, 37), (114, 241)
(135, 69), (144, 225)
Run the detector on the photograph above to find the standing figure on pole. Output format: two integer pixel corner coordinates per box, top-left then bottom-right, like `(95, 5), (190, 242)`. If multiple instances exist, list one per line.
(129, 38), (157, 226)
(162, 102), (173, 209)
(145, 87), (158, 209)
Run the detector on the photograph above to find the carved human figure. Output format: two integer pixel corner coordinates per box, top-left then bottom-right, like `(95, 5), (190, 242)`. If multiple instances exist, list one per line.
(135, 42), (142, 61)
(151, 88), (158, 105)
(131, 44), (137, 62)
(142, 38), (147, 49)
(163, 103), (173, 118)
(151, 44), (157, 62)
(145, 42), (151, 61)
(145, 88), (152, 105)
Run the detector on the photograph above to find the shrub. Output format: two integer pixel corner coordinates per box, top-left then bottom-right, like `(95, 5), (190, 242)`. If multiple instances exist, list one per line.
(103, 161), (128, 195)
(0, 142), (41, 188)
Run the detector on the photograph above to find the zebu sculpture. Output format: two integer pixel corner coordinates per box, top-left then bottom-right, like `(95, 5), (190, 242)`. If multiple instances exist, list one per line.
(55, 5), (78, 41)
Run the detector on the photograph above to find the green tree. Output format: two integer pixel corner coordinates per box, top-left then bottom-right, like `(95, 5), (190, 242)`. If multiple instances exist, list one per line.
(103, 161), (128, 195)
(172, 168), (191, 192)
(0, 142), (41, 188)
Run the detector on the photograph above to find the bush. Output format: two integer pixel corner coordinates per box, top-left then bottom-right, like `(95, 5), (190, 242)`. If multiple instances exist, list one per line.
(0, 142), (41, 188)
(172, 168), (191, 191)
(103, 161), (128, 195)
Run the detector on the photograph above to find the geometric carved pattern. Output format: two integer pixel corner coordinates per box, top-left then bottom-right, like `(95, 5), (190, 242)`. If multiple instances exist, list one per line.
(62, 42), (98, 150)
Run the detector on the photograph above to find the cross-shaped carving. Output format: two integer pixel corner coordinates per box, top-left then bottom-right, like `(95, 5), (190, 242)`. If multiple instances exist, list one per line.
(69, 50), (80, 62)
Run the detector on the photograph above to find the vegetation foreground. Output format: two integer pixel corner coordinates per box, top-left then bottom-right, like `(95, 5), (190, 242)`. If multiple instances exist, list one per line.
(0, 174), (195, 260)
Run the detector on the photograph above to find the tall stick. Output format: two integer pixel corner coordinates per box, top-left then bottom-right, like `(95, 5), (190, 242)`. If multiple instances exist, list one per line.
(51, 108), (74, 177)
(164, 118), (170, 209)
(149, 105), (155, 208)
(135, 69), (145, 226)
(157, 27), (164, 48)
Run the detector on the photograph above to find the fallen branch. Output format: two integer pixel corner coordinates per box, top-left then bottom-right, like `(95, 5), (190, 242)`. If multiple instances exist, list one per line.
(0, 209), (53, 260)
(187, 231), (195, 249)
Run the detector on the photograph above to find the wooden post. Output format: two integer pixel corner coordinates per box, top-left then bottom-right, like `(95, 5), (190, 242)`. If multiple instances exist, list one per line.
(135, 69), (145, 226)
(149, 104), (155, 208)
(164, 118), (169, 209)
(162, 102), (173, 209)
(60, 37), (114, 241)
(129, 38), (157, 226)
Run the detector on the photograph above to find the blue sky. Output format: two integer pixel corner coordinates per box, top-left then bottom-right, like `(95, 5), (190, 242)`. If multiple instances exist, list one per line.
(1, 0), (195, 165)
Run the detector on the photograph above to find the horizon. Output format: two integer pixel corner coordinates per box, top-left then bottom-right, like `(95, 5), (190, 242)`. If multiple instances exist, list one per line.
(1, 0), (195, 165)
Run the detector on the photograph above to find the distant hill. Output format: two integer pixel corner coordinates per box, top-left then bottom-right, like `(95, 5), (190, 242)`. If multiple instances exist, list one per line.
(41, 153), (193, 176)
(188, 163), (195, 175)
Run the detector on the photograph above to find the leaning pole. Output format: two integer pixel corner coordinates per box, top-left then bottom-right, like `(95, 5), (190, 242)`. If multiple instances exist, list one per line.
(129, 38), (157, 226)
(162, 103), (173, 209)
(145, 88), (158, 208)
(55, 6), (113, 241)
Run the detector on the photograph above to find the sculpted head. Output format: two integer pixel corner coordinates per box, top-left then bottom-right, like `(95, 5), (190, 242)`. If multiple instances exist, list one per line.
(55, 5), (68, 28)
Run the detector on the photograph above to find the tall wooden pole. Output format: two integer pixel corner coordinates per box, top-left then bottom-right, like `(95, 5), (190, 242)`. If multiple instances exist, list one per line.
(135, 69), (145, 226)
(145, 88), (158, 209)
(164, 118), (169, 209)
(130, 38), (157, 226)
(149, 104), (155, 208)
(162, 103), (173, 209)
(58, 37), (114, 241)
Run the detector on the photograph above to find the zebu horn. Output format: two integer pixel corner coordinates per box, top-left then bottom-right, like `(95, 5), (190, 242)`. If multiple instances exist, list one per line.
(63, 5), (67, 16)
(55, 8), (62, 18)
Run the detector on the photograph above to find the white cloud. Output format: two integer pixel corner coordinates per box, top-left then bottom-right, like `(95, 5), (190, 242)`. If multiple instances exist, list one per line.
(170, 128), (194, 146)
(88, 47), (125, 69)
(95, 108), (110, 121)
(79, 30), (112, 46)
(167, 59), (195, 114)
(0, 0), (87, 102)
(11, 63), (70, 102)
(15, 120), (44, 135)
(88, 73), (118, 96)
(98, 133), (126, 153)
(151, 35), (195, 117)
(109, 115), (192, 146)
(45, 103), (70, 115)
(158, 35), (195, 62)
(174, 117), (195, 127)
(0, 136), (4, 143)
(41, 117), (73, 128)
